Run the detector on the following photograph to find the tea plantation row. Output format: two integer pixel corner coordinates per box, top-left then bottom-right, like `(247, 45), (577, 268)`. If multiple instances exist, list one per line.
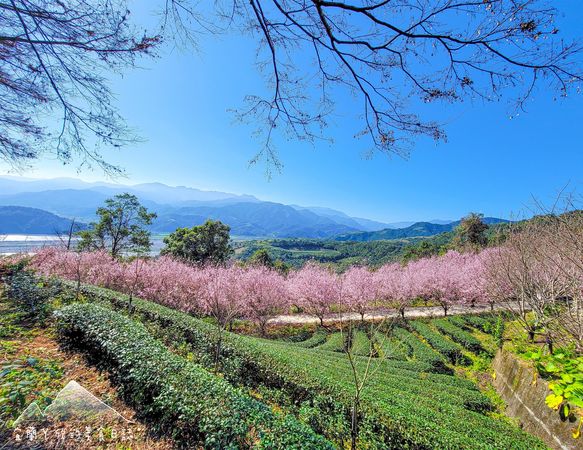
(49, 280), (546, 450)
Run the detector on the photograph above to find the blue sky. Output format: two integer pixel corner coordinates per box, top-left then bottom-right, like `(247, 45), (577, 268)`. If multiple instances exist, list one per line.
(1, 1), (582, 223)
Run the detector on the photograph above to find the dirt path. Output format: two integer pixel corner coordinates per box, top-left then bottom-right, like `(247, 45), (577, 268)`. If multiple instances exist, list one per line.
(267, 303), (505, 325)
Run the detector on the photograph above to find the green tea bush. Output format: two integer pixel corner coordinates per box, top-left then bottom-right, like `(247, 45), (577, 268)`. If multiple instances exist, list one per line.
(315, 332), (346, 352)
(392, 327), (452, 374)
(348, 330), (374, 356)
(5, 271), (57, 322)
(56, 303), (333, 449)
(464, 315), (494, 333)
(53, 281), (547, 449)
(433, 319), (486, 354)
(447, 315), (470, 330)
(293, 330), (328, 348)
(372, 331), (409, 360)
(408, 321), (471, 365)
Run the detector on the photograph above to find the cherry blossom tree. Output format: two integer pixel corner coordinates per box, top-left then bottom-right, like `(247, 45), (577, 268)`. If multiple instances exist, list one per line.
(240, 266), (288, 335)
(374, 263), (415, 319)
(288, 262), (340, 327)
(343, 266), (376, 321)
(197, 266), (246, 368)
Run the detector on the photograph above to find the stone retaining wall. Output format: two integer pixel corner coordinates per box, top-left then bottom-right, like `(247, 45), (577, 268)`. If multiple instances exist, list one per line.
(492, 350), (580, 450)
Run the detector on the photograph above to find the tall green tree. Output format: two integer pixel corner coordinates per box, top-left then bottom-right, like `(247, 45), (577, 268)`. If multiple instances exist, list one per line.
(162, 219), (233, 265)
(77, 193), (157, 258)
(248, 248), (274, 268)
(401, 240), (442, 263)
(453, 213), (489, 251)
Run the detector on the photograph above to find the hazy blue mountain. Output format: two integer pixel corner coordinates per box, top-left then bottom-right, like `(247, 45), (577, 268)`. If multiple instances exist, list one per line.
(0, 206), (87, 234)
(0, 189), (111, 220)
(0, 176), (258, 205)
(0, 176), (500, 239)
(151, 202), (360, 238)
(334, 217), (509, 241)
(290, 205), (387, 231)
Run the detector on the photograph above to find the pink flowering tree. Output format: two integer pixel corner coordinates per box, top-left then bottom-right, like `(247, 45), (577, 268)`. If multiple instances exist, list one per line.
(198, 265), (246, 368)
(288, 262), (340, 327)
(374, 263), (415, 319)
(240, 266), (288, 335)
(343, 266), (376, 321)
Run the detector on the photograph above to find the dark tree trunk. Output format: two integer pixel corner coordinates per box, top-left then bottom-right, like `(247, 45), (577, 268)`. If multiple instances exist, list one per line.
(351, 396), (360, 450)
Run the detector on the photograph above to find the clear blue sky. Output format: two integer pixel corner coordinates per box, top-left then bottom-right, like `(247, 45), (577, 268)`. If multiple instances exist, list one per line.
(2, 1), (582, 223)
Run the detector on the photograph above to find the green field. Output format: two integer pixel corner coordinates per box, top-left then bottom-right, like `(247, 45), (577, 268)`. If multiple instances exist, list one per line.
(44, 281), (546, 449)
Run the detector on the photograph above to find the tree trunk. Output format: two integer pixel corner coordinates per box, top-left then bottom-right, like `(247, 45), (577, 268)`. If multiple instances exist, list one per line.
(546, 333), (554, 354)
(214, 328), (223, 372)
(350, 397), (359, 450)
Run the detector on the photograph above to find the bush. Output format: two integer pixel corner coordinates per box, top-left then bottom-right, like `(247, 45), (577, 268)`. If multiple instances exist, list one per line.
(447, 315), (470, 330)
(293, 330), (328, 348)
(315, 332), (347, 352)
(52, 281), (546, 449)
(372, 331), (409, 360)
(5, 271), (58, 322)
(408, 321), (471, 365)
(463, 315), (493, 333)
(56, 303), (332, 449)
(392, 327), (452, 374)
(433, 319), (486, 355)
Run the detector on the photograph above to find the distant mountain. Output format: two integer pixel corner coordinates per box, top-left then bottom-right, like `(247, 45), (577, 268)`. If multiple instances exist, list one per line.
(0, 177), (258, 205)
(0, 178), (362, 238)
(290, 205), (390, 231)
(0, 206), (87, 234)
(334, 217), (509, 241)
(0, 176), (497, 239)
(150, 202), (360, 238)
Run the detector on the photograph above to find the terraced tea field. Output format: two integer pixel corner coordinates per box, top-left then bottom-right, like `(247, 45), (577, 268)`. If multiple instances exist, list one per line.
(47, 282), (544, 449)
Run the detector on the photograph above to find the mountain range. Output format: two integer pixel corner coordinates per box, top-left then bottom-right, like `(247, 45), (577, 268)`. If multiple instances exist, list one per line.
(333, 217), (510, 241)
(0, 176), (499, 239)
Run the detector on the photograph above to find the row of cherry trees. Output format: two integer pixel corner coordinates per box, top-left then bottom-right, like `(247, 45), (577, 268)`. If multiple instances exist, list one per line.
(31, 247), (496, 331)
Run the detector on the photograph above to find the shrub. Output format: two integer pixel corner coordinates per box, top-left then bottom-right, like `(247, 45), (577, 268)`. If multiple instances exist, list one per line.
(56, 303), (333, 449)
(5, 271), (58, 322)
(372, 331), (409, 360)
(392, 327), (451, 374)
(293, 330), (328, 348)
(433, 319), (486, 355)
(52, 281), (546, 449)
(447, 315), (470, 330)
(409, 321), (471, 365)
(315, 332), (346, 352)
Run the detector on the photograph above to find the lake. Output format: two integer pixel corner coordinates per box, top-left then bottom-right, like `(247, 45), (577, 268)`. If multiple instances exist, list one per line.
(0, 235), (167, 255)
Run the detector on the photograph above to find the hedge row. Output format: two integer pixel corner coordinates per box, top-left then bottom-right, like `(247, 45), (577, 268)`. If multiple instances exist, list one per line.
(294, 330), (328, 348)
(391, 327), (452, 374)
(463, 315), (496, 333)
(408, 321), (471, 366)
(53, 281), (547, 449)
(315, 332), (347, 353)
(447, 315), (472, 330)
(55, 303), (332, 449)
(349, 330), (375, 357)
(372, 331), (409, 360)
(433, 319), (486, 355)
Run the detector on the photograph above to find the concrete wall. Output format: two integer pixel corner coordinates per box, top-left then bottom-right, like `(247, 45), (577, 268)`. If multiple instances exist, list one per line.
(492, 350), (580, 450)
